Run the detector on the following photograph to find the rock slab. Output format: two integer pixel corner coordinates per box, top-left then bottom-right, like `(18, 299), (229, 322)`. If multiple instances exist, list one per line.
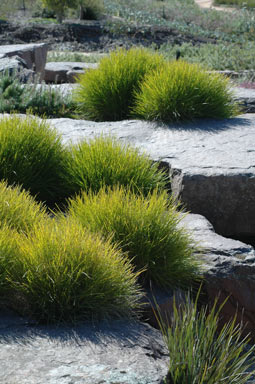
(180, 213), (255, 339)
(49, 114), (255, 239)
(44, 62), (98, 83)
(0, 43), (48, 79)
(0, 314), (168, 384)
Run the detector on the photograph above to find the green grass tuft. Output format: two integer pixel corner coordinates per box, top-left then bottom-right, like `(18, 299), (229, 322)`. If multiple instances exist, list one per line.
(65, 135), (168, 196)
(74, 47), (165, 121)
(0, 225), (21, 296)
(157, 289), (255, 384)
(133, 60), (239, 122)
(0, 180), (48, 233)
(66, 187), (201, 289)
(0, 114), (70, 206)
(5, 219), (142, 323)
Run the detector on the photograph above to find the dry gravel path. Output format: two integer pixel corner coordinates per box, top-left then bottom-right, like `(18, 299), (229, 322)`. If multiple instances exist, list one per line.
(195, 0), (236, 12)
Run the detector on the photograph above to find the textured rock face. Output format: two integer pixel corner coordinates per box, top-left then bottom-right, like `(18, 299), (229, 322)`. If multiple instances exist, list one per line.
(0, 313), (168, 384)
(44, 62), (98, 83)
(48, 114), (255, 240)
(181, 213), (255, 338)
(0, 43), (48, 79)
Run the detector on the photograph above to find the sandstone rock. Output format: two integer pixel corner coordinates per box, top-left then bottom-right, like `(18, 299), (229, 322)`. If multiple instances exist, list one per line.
(180, 213), (255, 339)
(0, 312), (168, 384)
(44, 62), (98, 83)
(48, 114), (255, 240)
(0, 43), (48, 79)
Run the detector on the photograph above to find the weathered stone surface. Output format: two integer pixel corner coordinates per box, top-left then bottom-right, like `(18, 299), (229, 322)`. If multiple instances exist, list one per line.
(48, 114), (255, 239)
(44, 62), (98, 83)
(0, 56), (35, 82)
(180, 213), (255, 339)
(0, 43), (48, 79)
(233, 86), (255, 113)
(0, 312), (168, 384)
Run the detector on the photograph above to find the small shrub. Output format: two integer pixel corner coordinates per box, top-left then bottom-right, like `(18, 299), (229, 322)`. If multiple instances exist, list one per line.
(157, 290), (255, 384)
(74, 47), (165, 121)
(66, 187), (200, 289)
(65, 136), (168, 196)
(0, 180), (48, 233)
(80, 0), (105, 20)
(0, 115), (69, 206)
(0, 71), (75, 118)
(6, 219), (142, 323)
(133, 60), (239, 122)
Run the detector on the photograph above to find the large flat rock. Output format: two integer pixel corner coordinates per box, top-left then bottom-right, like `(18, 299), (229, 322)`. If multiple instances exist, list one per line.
(44, 62), (98, 83)
(0, 314), (168, 384)
(49, 114), (255, 239)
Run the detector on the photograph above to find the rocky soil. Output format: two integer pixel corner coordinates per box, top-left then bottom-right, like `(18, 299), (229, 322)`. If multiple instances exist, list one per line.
(0, 19), (217, 52)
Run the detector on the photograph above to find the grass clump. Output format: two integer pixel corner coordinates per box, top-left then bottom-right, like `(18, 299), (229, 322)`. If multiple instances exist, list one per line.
(6, 219), (142, 323)
(74, 47), (165, 121)
(157, 290), (255, 384)
(0, 180), (48, 233)
(0, 115), (69, 206)
(65, 136), (168, 196)
(0, 226), (21, 295)
(133, 60), (238, 122)
(66, 187), (200, 289)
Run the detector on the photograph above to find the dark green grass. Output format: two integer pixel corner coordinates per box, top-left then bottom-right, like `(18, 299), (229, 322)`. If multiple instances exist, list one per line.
(156, 290), (255, 383)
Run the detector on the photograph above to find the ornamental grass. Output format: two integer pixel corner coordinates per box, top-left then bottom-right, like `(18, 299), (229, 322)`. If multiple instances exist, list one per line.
(74, 47), (165, 121)
(157, 289), (255, 384)
(65, 135), (167, 196)
(133, 60), (239, 122)
(0, 180), (48, 233)
(0, 115), (70, 206)
(66, 187), (200, 289)
(5, 219), (142, 323)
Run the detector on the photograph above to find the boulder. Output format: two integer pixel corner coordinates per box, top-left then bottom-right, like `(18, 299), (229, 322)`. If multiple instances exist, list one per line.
(0, 55), (35, 82)
(44, 62), (98, 83)
(233, 86), (255, 113)
(48, 114), (255, 241)
(0, 310), (168, 384)
(180, 213), (255, 339)
(0, 43), (48, 79)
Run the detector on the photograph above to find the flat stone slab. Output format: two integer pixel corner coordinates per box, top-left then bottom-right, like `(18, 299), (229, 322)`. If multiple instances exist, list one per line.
(49, 113), (255, 238)
(44, 62), (98, 83)
(0, 314), (168, 384)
